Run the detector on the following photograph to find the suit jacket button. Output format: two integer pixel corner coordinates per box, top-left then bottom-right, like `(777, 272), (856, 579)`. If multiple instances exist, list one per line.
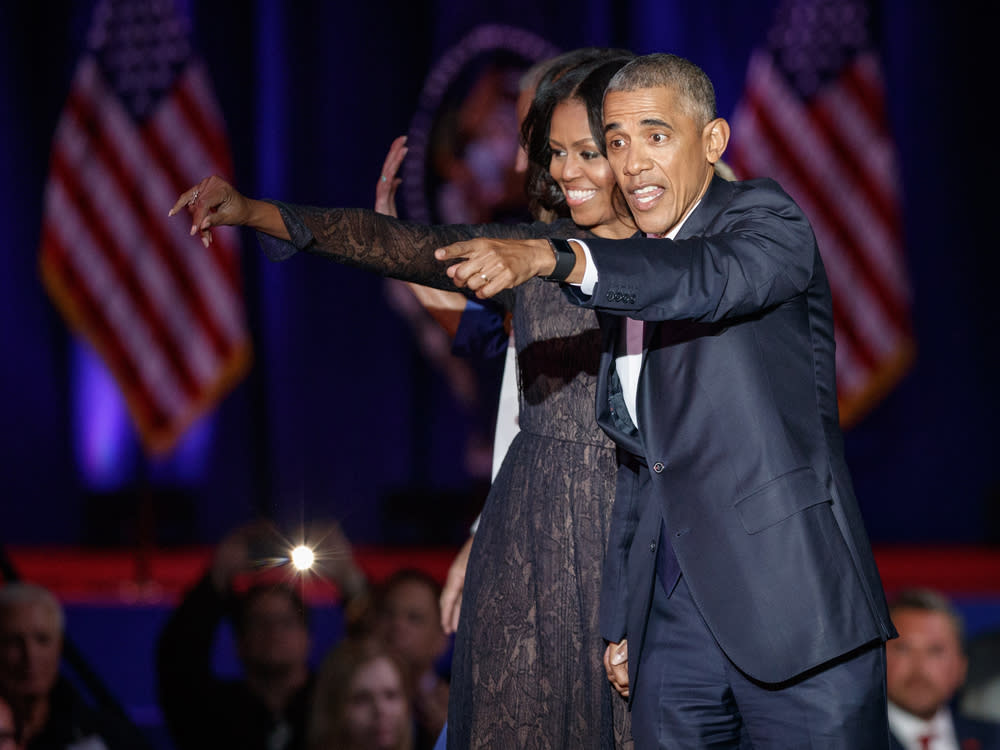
(649, 541), (656, 552)
(652, 462), (665, 473)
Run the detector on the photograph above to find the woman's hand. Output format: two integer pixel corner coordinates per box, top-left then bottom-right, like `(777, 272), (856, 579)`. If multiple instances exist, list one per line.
(169, 175), (286, 245)
(440, 535), (473, 634)
(209, 519), (279, 592)
(375, 135), (407, 218)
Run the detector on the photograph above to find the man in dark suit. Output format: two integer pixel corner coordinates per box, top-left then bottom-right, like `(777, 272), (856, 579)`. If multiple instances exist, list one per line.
(438, 52), (896, 747)
(887, 589), (1000, 750)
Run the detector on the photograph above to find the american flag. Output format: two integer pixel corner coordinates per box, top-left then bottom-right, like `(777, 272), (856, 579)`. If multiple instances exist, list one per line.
(39, 0), (250, 455)
(728, 0), (914, 427)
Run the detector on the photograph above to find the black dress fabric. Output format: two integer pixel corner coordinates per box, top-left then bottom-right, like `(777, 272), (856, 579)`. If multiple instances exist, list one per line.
(260, 205), (631, 749)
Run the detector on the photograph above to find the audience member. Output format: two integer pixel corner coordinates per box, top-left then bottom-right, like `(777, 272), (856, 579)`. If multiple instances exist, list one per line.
(887, 588), (1000, 750)
(307, 637), (413, 750)
(372, 570), (449, 750)
(0, 583), (144, 750)
(155, 520), (366, 750)
(962, 627), (1000, 723)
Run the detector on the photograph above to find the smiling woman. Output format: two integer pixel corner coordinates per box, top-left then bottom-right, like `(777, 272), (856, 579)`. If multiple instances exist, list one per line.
(521, 56), (637, 242)
(169, 50), (641, 749)
(547, 99), (629, 236)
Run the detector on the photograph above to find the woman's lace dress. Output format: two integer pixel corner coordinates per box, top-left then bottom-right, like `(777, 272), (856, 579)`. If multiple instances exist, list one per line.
(261, 205), (631, 749)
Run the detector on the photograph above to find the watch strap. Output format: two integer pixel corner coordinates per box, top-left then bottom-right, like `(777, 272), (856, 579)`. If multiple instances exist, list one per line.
(542, 238), (576, 282)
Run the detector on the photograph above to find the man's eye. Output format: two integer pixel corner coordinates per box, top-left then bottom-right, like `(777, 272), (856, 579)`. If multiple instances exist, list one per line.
(651, 133), (667, 144)
(607, 138), (624, 150)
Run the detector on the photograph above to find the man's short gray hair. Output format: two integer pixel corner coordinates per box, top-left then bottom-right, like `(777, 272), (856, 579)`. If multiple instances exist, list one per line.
(0, 582), (65, 634)
(606, 53), (717, 128)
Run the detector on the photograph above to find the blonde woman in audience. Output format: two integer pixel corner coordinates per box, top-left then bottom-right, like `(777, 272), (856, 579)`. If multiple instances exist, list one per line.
(308, 638), (413, 750)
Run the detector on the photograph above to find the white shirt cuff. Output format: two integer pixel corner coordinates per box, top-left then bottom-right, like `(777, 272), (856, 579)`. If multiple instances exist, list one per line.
(568, 239), (598, 295)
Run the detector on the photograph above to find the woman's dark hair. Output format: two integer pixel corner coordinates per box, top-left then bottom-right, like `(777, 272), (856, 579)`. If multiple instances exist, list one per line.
(522, 50), (634, 220)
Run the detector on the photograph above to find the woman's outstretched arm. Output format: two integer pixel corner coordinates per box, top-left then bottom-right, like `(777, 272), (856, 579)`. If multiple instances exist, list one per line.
(170, 174), (563, 298)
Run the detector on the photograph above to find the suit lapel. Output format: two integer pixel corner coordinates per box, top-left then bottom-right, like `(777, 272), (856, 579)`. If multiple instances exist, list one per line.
(633, 174), (734, 426)
(675, 173), (734, 240)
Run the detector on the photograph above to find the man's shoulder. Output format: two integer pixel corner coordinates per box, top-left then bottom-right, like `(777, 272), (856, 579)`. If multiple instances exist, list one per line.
(715, 175), (796, 207)
(35, 681), (148, 750)
(954, 710), (1000, 744)
(698, 174), (810, 235)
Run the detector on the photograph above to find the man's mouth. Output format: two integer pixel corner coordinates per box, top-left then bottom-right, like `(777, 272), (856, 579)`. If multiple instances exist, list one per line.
(631, 184), (664, 208)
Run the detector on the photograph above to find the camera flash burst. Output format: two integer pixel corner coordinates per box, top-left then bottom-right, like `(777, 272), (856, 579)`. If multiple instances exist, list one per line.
(290, 545), (315, 571)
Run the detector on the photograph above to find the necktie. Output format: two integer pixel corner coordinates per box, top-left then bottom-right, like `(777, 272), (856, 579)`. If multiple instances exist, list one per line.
(917, 733), (934, 750)
(626, 317), (644, 356)
(615, 318), (644, 430)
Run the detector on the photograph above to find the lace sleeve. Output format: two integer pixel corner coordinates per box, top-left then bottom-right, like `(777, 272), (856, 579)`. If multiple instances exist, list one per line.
(261, 202), (580, 309)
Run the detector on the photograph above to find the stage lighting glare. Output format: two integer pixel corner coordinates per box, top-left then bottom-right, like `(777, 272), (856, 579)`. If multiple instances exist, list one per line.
(290, 545), (315, 571)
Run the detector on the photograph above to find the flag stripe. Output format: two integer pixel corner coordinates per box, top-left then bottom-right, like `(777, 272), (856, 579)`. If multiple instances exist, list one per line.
(738, 112), (908, 364)
(171, 63), (234, 178)
(736, 91), (885, 367)
(63, 61), (235, 373)
(77, 64), (234, 351)
(54, 121), (221, 398)
(742, 55), (910, 326)
(822, 59), (898, 223)
(727, 117), (880, 397)
(39, 0), (250, 454)
(728, 2), (914, 426)
(48, 152), (205, 400)
(742, 66), (913, 365)
(743, 100), (906, 383)
(815, 62), (909, 292)
(41, 186), (187, 424)
(142, 96), (247, 333)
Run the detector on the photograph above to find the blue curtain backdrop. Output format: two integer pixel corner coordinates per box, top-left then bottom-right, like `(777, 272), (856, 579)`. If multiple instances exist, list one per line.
(1, 0), (995, 546)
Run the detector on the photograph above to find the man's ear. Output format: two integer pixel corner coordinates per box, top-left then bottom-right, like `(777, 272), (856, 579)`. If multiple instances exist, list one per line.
(704, 117), (730, 165)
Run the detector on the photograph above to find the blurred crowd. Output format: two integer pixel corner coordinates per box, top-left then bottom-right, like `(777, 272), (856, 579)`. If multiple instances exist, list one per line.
(0, 521), (452, 750)
(3, 517), (1000, 749)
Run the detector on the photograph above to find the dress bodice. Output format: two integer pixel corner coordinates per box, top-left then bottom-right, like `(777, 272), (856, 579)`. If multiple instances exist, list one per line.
(512, 279), (610, 448)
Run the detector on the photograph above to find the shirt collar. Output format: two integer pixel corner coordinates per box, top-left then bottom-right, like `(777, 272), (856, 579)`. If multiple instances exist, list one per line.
(646, 198), (702, 240)
(888, 702), (958, 749)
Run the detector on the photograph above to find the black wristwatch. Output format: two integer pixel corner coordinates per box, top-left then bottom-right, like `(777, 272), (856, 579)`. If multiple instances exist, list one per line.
(541, 238), (576, 282)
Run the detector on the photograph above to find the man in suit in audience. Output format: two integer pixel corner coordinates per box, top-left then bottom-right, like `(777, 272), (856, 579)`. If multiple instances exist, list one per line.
(887, 588), (1000, 750)
(962, 627), (1000, 725)
(0, 582), (144, 750)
